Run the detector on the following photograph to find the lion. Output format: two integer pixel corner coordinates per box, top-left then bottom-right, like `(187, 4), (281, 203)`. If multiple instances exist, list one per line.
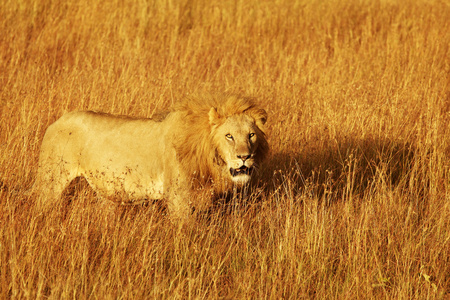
(35, 94), (269, 219)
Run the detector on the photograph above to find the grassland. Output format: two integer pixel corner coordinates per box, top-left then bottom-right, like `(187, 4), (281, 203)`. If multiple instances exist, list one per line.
(1, 0), (449, 298)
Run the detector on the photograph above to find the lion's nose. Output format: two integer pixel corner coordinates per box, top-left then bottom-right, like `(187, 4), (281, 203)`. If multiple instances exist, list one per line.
(237, 154), (251, 162)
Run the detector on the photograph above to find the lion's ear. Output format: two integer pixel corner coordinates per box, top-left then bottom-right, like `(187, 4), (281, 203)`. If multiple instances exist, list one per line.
(258, 109), (267, 125)
(208, 107), (221, 126)
(251, 108), (267, 128)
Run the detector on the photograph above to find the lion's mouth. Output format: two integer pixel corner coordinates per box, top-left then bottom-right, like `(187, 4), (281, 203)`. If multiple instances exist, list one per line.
(230, 166), (253, 177)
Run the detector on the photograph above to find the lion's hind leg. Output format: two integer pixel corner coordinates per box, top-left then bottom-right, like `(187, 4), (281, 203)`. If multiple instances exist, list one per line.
(34, 158), (80, 214)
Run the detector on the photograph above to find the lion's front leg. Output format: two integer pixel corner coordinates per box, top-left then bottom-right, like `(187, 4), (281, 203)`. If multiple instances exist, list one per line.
(163, 163), (192, 221)
(167, 189), (191, 221)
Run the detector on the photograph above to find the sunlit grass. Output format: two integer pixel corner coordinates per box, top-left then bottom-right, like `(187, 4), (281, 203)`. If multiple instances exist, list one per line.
(1, 0), (449, 298)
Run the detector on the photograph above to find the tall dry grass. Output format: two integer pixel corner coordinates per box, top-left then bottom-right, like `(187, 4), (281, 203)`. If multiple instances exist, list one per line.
(1, 0), (449, 298)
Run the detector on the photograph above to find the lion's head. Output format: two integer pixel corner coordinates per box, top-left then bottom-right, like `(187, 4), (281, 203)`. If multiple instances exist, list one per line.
(174, 94), (269, 191)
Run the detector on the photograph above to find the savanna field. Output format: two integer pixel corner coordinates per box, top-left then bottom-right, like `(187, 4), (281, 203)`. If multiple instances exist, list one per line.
(1, 0), (449, 298)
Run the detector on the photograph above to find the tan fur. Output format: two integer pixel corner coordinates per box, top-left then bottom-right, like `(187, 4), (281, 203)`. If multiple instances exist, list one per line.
(35, 94), (269, 219)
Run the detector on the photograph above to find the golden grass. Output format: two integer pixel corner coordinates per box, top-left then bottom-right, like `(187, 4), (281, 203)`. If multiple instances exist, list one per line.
(1, 0), (449, 298)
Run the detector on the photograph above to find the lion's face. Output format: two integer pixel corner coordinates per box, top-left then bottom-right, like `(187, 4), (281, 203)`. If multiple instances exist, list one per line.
(213, 114), (263, 185)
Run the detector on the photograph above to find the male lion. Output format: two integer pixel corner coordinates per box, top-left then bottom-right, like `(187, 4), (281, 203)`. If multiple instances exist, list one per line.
(35, 94), (269, 219)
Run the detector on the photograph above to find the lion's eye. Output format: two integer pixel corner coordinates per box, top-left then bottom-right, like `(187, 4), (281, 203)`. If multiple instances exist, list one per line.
(249, 133), (255, 138)
(225, 134), (233, 140)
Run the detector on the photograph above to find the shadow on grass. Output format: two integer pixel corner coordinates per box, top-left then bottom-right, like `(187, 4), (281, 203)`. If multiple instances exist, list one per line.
(260, 136), (416, 201)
